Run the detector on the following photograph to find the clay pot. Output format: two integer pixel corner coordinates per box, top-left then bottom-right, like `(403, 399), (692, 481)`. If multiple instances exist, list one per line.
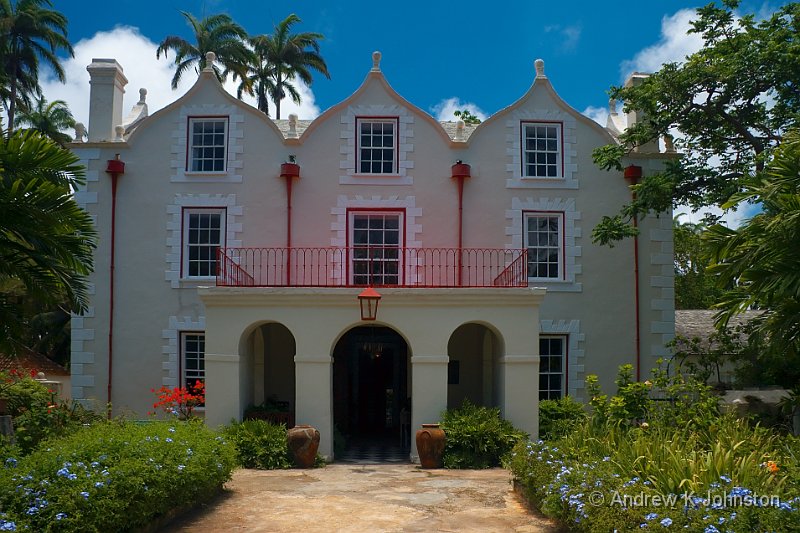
(287, 425), (320, 468)
(416, 423), (446, 468)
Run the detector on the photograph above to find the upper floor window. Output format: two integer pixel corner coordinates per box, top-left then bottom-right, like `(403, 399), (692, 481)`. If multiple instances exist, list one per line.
(357, 118), (397, 174)
(188, 117), (228, 172)
(522, 122), (562, 178)
(183, 209), (225, 278)
(350, 211), (403, 285)
(524, 212), (563, 280)
(539, 336), (565, 400)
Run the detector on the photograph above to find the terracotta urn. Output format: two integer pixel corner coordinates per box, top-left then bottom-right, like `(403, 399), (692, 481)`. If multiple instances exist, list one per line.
(287, 424), (320, 468)
(416, 423), (446, 468)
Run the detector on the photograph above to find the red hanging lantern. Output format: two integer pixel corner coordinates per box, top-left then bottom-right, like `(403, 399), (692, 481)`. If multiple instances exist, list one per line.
(357, 287), (382, 321)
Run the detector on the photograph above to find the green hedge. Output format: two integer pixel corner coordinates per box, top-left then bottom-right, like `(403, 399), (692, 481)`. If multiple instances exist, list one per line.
(223, 419), (292, 469)
(0, 420), (236, 532)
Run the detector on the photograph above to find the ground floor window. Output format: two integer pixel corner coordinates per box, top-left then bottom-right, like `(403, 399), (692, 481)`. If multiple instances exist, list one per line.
(182, 332), (205, 389)
(539, 336), (565, 400)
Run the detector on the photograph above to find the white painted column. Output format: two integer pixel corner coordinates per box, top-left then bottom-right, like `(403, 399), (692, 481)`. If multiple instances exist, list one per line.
(294, 355), (333, 459)
(410, 355), (448, 463)
(500, 355), (540, 440)
(205, 353), (242, 427)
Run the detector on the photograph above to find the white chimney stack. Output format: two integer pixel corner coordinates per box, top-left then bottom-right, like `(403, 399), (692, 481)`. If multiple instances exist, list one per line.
(623, 72), (659, 153)
(87, 58), (128, 142)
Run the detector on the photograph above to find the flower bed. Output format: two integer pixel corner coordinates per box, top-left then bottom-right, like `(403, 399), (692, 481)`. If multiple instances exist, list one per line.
(0, 420), (235, 531)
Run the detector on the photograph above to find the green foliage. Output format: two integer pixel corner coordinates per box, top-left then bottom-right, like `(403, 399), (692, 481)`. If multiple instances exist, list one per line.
(510, 364), (800, 531)
(453, 109), (481, 124)
(14, 96), (77, 146)
(591, 2), (800, 245)
(440, 400), (527, 469)
(673, 216), (725, 309)
(222, 419), (292, 469)
(704, 130), (800, 376)
(0, 420), (236, 531)
(538, 396), (586, 441)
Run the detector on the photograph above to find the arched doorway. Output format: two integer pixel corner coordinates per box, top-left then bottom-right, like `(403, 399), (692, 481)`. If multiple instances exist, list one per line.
(333, 325), (410, 461)
(447, 322), (503, 409)
(240, 322), (296, 424)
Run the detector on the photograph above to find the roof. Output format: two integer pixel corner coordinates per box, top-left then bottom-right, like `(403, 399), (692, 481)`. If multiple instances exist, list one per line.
(674, 309), (762, 344)
(0, 350), (69, 377)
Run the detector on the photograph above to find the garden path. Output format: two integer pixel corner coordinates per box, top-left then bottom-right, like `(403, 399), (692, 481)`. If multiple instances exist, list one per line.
(160, 464), (561, 532)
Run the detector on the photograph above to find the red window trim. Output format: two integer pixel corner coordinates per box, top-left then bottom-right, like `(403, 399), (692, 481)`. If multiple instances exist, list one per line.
(522, 210), (566, 281)
(355, 116), (400, 176)
(185, 115), (230, 173)
(345, 207), (407, 285)
(180, 207), (227, 279)
(519, 120), (565, 178)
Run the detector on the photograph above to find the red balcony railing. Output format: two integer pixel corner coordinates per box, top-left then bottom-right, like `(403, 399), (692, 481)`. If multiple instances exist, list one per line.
(216, 247), (528, 288)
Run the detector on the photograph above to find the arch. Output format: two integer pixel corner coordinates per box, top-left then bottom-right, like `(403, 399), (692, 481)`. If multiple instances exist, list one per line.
(331, 323), (411, 456)
(239, 320), (297, 425)
(329, 320), (413, 358)
(447, 322), (504, 410)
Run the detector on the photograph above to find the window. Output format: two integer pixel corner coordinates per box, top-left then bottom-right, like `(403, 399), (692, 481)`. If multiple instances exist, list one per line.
(188, 118), (227, 172)
(350, 212), (402, 285)
(522, 122), (561, 178)
(357, 118), (397, 174)
(539, 336), (565, 400)
(183, 209), (225, 278)
(524, 213), (563, 280)
(182, 332), (205, 398)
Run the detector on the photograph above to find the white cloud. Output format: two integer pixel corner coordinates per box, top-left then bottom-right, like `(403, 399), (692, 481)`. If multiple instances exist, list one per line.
(39, 26), (320, 134)
(620, 9), (703, 79)
(544, 24), (582, 52)
(582, 105), (608, 126)
(431, 97), (487, 122)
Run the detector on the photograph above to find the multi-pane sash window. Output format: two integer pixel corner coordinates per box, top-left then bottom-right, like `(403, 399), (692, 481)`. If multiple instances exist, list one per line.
(351, 213), (402, 285)
(539, 336), (565, 400)
(184, 209), (225, 278)
(525, 213), (563, 280)
(182, 332), (205, 394)
(522, 122), (561, 178)
(357, 118), (397, 174)
(189, 118), (227, 172)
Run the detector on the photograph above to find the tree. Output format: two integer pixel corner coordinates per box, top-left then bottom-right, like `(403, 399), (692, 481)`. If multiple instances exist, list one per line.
(259, 14), (329, 119)
(0, 130), (96, 354)
(237, 34), (276, 115)
(156, 11), (252, 90)
(453, 109), (481, 125)
(673, 216), (724, 309)
(14, 94), (74, 146)
(0, 0), (73, 131)
(704, 130), (800, 368)
(592, 1), (800, 245)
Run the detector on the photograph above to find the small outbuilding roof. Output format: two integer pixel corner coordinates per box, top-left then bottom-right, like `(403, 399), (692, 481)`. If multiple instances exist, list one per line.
(0, 350), (69, 377)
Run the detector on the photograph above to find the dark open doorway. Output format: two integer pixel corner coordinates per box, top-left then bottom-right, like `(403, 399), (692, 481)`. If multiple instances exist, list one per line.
(333, 325), (410, 462)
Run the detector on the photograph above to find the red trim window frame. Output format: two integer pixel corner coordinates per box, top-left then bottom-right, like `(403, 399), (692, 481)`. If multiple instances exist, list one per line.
(346, 208), (406, 286)
(186, 116), (229, 173)
(523, 210), (566, 281)
(539, 334), (568, 400)
(520, 121), (564, 178)
(179, 331), (205, 407)
(180, 207), (227, 279)
(355, 116), (399, 175)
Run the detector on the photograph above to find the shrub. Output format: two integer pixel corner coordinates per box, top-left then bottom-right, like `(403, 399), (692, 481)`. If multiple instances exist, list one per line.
(440, 400), (527, 469)
(223, 419), (292, 469)
(0, 420), (235, 532)
(539, 396), (586, 440)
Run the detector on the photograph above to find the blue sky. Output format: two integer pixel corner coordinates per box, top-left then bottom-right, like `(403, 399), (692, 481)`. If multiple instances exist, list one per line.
(48, 0), (785, 128)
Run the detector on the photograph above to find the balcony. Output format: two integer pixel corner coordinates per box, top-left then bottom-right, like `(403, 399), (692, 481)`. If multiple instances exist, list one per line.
(217, 247), (528, 288)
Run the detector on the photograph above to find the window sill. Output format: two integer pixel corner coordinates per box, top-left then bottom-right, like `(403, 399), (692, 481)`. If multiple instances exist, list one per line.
(506, 176), (577, 190)
(527, 279), (582, 293)
(178, 278), (216, 288)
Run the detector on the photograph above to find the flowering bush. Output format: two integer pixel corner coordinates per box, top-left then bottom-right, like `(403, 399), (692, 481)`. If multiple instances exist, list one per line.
(509, 364), (800, 531)
(151, 381), (205, 420)
(0, 420), (235, 531)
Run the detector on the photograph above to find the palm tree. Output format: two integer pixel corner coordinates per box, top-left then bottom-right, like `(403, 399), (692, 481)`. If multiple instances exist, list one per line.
(156, 11), (253, 90)
(0, 130), (95, 354)
(14, 94), (75, 146)
(259, 14), (330, 119)
(0, 0), (73, 131)
(237, 34), (276, 115)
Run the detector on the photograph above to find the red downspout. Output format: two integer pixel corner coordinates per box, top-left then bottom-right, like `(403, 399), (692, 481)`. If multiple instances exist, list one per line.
(280, 161), (300, 284)
(451, 162), (471, 286)
(105, 154), (125, 418)
(624, 165), (643, 381)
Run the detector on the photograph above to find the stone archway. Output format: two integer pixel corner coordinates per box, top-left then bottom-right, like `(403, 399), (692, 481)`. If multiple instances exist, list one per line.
(446, 322), (503, 410)
(239, 322), (296, 423)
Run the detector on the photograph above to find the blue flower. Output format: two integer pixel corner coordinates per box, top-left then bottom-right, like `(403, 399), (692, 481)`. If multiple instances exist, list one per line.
(25, 507), (38, 516)
(719, 475), (731, 484)
(661, 517), (673, 527)
(645, 512), (658, 521)
(95, 482), (105, 488)
(178, 464), (185, 472)
(704, 526), (719, 533)
(168, 427), (176, 433)
(80, 491), (89, 500)
(4, 458), (17, 468)
(0, 520), (16, 531)
(55, 513), (67, 520)
(165, 438), (173, 443)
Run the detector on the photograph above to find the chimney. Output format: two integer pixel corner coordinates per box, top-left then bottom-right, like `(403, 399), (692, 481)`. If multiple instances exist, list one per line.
(623, 72), (659, 153)
(87, 59), (128, 142)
